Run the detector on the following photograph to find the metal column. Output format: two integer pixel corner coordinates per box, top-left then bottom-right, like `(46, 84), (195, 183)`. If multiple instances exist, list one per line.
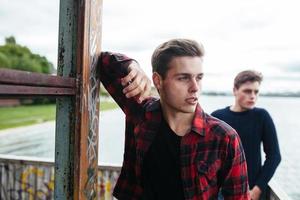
(55, 0), (103, 199)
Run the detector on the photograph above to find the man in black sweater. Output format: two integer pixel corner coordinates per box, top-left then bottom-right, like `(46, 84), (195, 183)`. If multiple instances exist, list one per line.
(211, 70), (281, 200)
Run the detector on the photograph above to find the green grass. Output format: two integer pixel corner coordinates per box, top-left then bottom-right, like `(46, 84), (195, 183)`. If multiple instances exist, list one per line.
(0, 104), (56, 130)
(100, 101), (118, 111)
(0, 101), (118, 130)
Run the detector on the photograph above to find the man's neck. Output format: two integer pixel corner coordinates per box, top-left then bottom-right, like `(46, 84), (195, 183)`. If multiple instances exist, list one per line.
(162, 108), (194, 137)
(230, 104), (249, 112)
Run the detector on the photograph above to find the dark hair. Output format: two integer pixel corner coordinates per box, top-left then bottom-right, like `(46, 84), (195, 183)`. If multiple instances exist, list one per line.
(234, 70), (263, 89)
(151, 39), (205, 79)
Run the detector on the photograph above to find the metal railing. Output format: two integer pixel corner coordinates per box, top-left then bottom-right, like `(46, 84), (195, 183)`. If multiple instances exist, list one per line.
(0, 155), (120, 200)
(267, 181), (293, 200)
(0, 154), (291, 200)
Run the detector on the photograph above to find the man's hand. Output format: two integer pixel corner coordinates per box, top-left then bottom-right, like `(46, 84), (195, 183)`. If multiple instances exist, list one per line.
(250, 186), (262, 200)
(121, 61), (151, 103)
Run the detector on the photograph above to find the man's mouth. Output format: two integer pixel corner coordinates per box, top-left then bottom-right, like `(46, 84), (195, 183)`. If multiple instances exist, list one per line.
(186, 97), (198, 104)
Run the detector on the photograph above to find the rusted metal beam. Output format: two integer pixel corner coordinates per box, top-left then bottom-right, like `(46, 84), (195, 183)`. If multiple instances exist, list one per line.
(0, 68), (75, 88)
(0, 85), (75, 96)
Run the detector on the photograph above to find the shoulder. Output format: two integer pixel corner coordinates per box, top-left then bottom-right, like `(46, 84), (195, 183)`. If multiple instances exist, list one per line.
(253, 107), (272, 119)
(143, 97), (160, 111)
(205, 114), (245, 157)
(253, 107), (268, 114)
(211, 107), (228, 117)
(205, 113), (239, 140)
(138, 97), (162, 120)
(124, 97), (158, 123)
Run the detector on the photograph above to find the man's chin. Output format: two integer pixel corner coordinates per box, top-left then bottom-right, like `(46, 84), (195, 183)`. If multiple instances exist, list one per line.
(244, 106), (255, 110)
(181, 105), (197, 113)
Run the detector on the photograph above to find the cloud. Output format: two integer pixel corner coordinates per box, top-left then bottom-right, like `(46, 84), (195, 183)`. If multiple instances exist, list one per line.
(285, 63), (300, 73)
(0, 0), (59, 66)
(269, 61), (300, 74)
(1, 0), (300, 92)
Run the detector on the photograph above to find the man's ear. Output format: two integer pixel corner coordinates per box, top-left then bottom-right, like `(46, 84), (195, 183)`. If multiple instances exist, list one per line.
(152, 72), (162, 90)
(233, 87), (237, 96)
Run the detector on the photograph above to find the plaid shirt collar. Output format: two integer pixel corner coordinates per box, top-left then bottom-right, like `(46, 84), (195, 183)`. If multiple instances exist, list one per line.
(145, 99), (206, 137)
(191, 104), (206, 136)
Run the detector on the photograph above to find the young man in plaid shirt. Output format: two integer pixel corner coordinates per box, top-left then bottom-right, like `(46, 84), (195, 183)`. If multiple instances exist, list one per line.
(99, 39), (250, 200)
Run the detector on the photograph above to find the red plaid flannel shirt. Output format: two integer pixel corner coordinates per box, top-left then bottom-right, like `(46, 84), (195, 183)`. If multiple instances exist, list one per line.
(99, 52), (250, 200)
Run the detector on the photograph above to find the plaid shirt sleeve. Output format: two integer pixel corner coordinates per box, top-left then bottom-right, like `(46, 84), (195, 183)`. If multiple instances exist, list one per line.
(220, 129), (250, 200)
(99, 52), (149, 199)
(98, 52), (144, 119)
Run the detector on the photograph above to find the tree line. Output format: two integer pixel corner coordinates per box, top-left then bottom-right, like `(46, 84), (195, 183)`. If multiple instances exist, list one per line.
(0, 36), (55, 105)
(0, 36), (54, 74)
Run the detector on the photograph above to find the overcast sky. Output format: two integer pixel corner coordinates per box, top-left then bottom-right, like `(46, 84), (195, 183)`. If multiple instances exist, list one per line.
(1, 0), (300, 92)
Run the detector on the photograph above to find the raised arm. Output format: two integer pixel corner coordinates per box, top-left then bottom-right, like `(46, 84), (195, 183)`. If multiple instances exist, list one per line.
(98, 52), (151, 117)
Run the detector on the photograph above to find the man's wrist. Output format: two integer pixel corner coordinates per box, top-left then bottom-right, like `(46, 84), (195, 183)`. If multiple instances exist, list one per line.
(252, 185), (262, 195)
(253, 185), (262, 193)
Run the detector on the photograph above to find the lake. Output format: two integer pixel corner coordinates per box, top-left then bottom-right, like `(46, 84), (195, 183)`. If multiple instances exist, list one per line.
(0, 95), (299, 199)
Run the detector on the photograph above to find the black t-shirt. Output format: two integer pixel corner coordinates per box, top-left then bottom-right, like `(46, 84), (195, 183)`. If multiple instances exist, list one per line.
(142, 119), (184, 200)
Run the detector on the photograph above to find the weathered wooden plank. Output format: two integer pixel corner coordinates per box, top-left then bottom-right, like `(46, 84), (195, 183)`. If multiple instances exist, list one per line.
(74, 0), (102, 199)
(0, 85), (75, 96)
(0, 68), (75, 88)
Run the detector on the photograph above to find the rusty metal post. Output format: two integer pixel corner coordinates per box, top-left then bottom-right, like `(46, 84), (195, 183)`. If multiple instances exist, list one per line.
(55, 0), (102, 199)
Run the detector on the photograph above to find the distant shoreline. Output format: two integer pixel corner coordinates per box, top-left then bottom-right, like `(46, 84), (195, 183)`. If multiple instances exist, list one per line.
(202, 91), (300, 98)
(148, 87), (300, 98)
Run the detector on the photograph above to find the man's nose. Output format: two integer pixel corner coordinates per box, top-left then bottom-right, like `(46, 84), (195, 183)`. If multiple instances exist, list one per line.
(189, 79), (199, 93)
(250, 91), (256, 98)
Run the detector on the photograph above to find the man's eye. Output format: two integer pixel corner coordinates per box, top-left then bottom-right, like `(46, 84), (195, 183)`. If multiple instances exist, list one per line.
(178, 77), (188, 80)
(196, 76), (203, 81)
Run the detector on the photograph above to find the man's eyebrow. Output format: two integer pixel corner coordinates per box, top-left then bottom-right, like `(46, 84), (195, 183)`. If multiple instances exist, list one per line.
(174, 73), (191, 78)
(175, 73), (204, 76)
(244, 89), (259, 92)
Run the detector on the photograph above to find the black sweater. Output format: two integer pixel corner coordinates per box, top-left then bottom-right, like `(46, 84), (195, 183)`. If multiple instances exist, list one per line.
(211, 107), (281, 191)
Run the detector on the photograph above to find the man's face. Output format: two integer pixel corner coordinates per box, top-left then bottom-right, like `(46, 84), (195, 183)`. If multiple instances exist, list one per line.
(153, 56), (203, 114)
(233, 81), (260, 111)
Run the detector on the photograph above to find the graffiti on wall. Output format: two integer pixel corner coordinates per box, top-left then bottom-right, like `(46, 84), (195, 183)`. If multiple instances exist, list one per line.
(0, 159), (120, 200)
(0, 163), (54, 200)
(84, 0), (103, 198)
